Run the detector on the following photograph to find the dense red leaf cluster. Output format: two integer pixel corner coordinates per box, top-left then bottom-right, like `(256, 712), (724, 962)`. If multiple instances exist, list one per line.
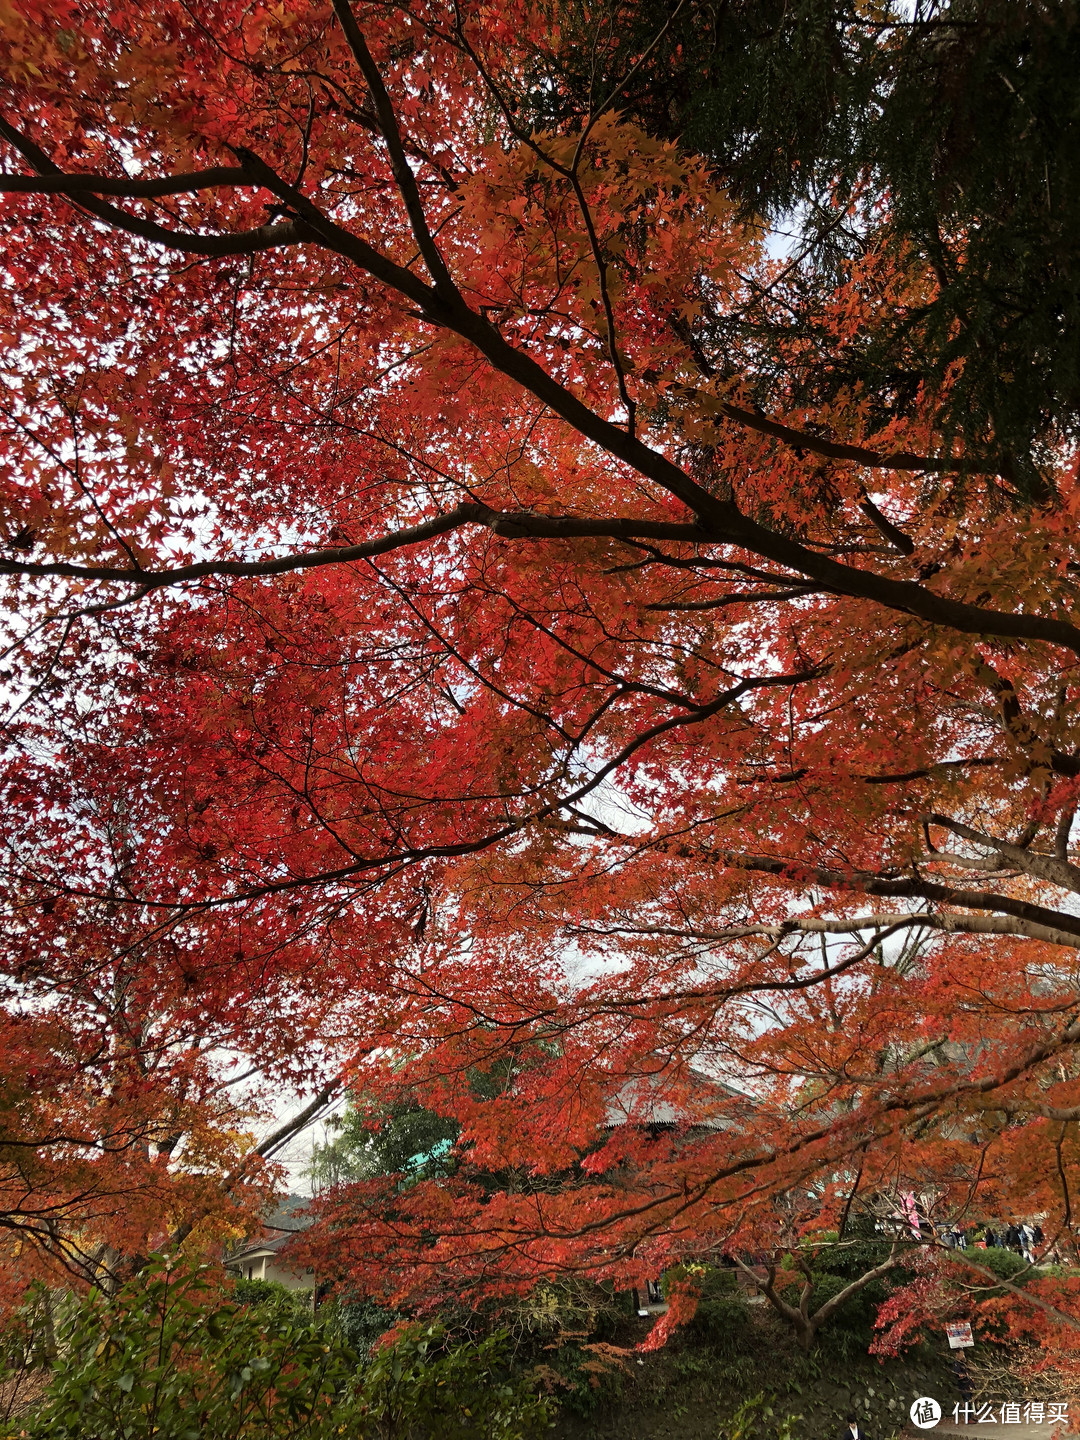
(3, 0), (1080, 1363)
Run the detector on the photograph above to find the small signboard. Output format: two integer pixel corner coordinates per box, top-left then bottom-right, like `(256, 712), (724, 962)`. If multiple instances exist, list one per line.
(946, 1321), (974, 1350)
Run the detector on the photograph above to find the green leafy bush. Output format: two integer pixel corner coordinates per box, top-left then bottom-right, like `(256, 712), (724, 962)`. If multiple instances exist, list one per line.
(532, 1342), (624, 1419)
(717, 1392), (803, 1440)
(811, 1221), (898, 1282)
(952, 1245), (1034, 1338)
(663, 1262), (738, 1299)
(959, 1246), (1030, 1283)
(14, 1259), (551, 1440)
(358, 1323), (551, 1439)
(659, 1264), (752, 1357)
(805, 1269), (891, 1364)
(232, 1278), (313, 1323)
(690, 1295), (755, 1358)
(508, 1278), (631, 1351)
(335, 1297), (399, 1359)
(20, 1257), (355, 1440)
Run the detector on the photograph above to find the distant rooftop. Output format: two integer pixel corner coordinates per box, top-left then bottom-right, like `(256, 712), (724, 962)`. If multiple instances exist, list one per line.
(604, 1066), (754, 1130)
(228, 1194), (312, 1265)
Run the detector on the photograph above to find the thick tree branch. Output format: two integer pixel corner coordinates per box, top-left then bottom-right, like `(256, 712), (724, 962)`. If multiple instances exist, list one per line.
(809, 1243), (903, 1330)
(7, 127), (1080, 657)
(859, 494), (916, 555)
(926, 813), (1080, 893)
(704, 854), (1080, 945)
(734, 1245), (900, 1352)
(575, 907), (1080, 951)
(0, 505), (706, 587)
(947, 1250), (1080, 1333)
(0, 116), (298, 256)
(0, 166), (251, 196)
(168, 1080), (341, 1250)
(328, 0), (459, 299)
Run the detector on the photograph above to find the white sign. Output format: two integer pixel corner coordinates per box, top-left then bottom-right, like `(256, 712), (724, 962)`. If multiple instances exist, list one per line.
(946, 1321), (974, 1350)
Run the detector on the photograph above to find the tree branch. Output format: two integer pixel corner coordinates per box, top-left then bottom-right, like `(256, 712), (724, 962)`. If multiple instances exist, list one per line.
(0, 116), (298, 256)
(167, 1080), (342, 1250)
(7, 128), (1080, 658)
(328, 0), (459, 299)
(719, 401), (1007, 480)
(809, 1243), (902, 1330)
(925, 812), (1080, 893)
(0, 166), (251, 197)
(0, 504), (706, 587)
(712, 854), (1080, 945)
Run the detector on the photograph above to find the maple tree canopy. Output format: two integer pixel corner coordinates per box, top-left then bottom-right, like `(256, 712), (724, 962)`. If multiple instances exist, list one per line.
(3, 0), (1080, 1353)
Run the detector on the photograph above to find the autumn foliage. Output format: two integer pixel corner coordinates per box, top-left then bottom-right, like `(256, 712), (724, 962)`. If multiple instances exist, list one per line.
(2, 0), (1080, 1367)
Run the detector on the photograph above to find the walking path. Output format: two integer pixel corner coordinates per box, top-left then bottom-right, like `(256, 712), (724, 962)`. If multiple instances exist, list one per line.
(930, 1428), (1065, 1440)
(903, 1423), (1072, 1440)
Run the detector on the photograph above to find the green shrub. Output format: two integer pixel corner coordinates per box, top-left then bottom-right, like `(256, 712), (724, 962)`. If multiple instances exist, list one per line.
(232, 1278), (313, 1322)
(503, 1278), (634, 1361)
(1037, 1263), (1080, 1279)
(952, 1245), (1034, 1338)
(592, 1284), (637, 1341)
(690, 1294), (755, 1358)
(663, 1263), (738, 1300)
(534, 1342), (624, 1419)
(810, 1219), (902, 1281)
(15, 1258), (551, 1440)
(335, 1298), (399, 1359)
(358, 1323), (552, 1439)
(806, 1269), (890, 1362)
(717, 1392), (803, 1440)
(959, 1246), (1030, 1282)
(20, 1256), (355, 1440)
(657, 1265), (753, 1357)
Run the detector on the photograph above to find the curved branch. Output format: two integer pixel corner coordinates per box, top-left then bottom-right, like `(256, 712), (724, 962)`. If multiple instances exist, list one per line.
(574, 907), (1080, 950)
(167, 1078), (343, 1251)
(926, 812), (1080, 893)
(946, 1250), (1080, 1333)
(0, 166), (251, 197)
(712, 854), (1080, 944)
(0, 504), (705, 587)
(719, 402), (1006, 480)
(7, 128), (1080, 656)
(859, 494), (916, 555)
(329, 0), (458, 299)
(808, 1243), (902, 1332)
(0, 116), (297, 256)
(40, 668), (820, 914)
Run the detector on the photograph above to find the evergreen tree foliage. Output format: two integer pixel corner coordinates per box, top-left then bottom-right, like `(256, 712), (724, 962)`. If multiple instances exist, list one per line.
(529, 0), (1080, 488)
